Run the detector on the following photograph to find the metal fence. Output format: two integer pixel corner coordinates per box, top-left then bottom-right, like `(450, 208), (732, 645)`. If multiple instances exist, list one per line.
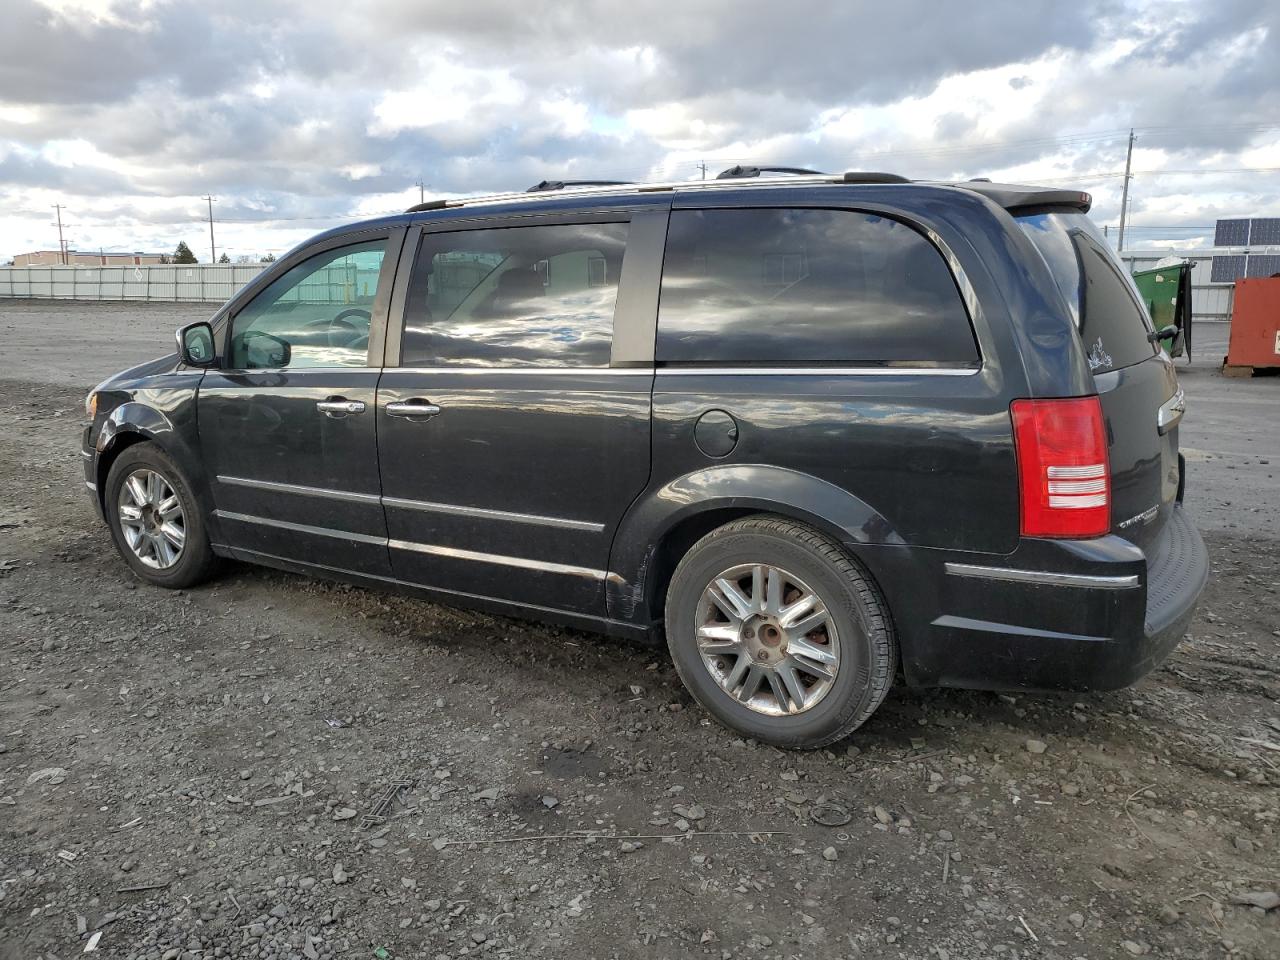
(0, 251), (1240, 320)
(0, 263), (265, 303)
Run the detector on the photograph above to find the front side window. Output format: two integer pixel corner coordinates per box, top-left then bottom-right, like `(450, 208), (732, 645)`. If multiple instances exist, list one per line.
(228, 240), (387, 370)
(401, 222), (629, 367)
(656, 208), (978, 366)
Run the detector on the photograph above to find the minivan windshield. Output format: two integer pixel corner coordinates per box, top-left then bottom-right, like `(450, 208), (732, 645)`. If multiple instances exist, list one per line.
(1017, 211), (1157, 374)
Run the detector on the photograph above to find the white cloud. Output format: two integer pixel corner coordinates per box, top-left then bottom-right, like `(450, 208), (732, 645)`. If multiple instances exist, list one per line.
(1, 0), (1278, 259)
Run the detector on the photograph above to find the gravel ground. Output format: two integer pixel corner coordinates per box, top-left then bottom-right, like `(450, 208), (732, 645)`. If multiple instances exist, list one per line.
(1, 300), (1277, 960)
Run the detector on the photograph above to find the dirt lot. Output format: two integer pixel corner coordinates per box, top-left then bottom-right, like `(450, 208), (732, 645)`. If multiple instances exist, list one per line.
(1, 301), (1277, 960)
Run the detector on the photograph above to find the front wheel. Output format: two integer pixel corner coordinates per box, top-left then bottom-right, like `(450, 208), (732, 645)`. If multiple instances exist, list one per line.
(665, 516), (896, 749)
(104, 442), (218, 588)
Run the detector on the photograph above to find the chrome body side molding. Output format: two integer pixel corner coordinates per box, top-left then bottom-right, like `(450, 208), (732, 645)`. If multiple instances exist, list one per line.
(944, 562), (1140, 590)
(219, 475), (602, 531)
(387, 539), (609, 581)
(381, 496), (604, 532)
(218, 475), (381, 504)
(214, 510), (387, 545)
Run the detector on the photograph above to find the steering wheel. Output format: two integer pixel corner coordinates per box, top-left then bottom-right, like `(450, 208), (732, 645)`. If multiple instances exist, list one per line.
(304, 308), (370, 348)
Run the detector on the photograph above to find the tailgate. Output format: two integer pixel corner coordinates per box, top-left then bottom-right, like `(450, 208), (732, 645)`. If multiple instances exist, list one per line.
(1094, 354), (1181, 550)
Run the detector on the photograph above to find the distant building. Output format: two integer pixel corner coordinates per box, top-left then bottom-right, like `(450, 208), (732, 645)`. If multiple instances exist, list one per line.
(12, 250), (168, 267)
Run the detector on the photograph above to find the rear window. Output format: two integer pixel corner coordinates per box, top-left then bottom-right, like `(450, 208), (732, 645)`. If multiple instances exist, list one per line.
(656, 208), (979, 366)
(1016, 212), (1157, 373)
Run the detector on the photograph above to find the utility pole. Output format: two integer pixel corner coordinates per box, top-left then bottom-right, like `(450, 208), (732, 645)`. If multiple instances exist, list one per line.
(698, 161), (707, 180)
(53, 204), (66, 265)
(416, 179), (426, 204)
(203, 196), (217, 264)
(1117, 128), (1135, 252)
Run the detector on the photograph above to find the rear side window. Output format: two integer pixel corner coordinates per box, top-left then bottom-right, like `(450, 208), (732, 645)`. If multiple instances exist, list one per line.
(656, 208), (978, 366)
(401, 222), (629, 367)
(1016, 212), (1157, 373)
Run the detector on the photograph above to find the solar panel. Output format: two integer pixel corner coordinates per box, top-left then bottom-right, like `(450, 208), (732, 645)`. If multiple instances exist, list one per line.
(1215, 219), (1250, 246)
(1248, 218), (1280, 246)
(1246, 254), (1280, 278)
(1210, 255), (1247, 282)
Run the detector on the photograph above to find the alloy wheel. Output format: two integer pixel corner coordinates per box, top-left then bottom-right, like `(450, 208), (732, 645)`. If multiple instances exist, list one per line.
(694, 563), (840, 716)
(117, 468), (186, 570)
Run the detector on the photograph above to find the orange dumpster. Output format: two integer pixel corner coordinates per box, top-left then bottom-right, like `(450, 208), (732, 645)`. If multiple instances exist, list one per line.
(1224, 277), (1280, 376)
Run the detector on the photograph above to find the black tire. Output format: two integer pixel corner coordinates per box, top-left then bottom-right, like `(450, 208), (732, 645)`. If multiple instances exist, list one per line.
(104, 441), (219, 589)
(664, 515), (896, 749)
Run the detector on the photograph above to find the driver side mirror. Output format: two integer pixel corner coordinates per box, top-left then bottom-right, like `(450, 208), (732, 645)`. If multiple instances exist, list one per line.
(176, 321), (217, 367)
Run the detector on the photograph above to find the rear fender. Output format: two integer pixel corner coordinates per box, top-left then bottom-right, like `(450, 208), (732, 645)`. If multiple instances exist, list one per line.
(607, 464), (903, 624)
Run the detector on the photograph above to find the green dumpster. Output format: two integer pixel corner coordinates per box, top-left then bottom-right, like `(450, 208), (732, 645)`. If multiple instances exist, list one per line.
(1132, 259), (1193, 360)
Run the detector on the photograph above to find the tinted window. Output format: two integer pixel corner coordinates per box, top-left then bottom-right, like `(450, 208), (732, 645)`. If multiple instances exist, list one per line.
(656, 208), (977, 366)
(401, 222), (629, 367)
(229, 240), (386, 369)
(1017, 212), (1157, 372)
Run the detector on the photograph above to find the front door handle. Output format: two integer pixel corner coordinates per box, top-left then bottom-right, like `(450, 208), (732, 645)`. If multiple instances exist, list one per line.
(316, 398), (366, 418)
(386, 399), (442, 420)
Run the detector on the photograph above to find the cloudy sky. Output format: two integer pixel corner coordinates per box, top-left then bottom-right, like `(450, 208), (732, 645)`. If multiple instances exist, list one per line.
(1, 0), (1278, 262)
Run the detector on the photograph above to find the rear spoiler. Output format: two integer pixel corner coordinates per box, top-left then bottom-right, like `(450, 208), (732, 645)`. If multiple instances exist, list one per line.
(952, 181), (1093, 214)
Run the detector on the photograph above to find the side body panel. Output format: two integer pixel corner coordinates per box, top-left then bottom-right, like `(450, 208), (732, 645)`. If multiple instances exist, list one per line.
(376, 368), (652, 612)
(608, 186), (1044, 634)
(197, 367), (388, 573)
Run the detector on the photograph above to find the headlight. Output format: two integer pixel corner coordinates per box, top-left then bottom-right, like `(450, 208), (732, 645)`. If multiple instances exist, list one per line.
(85, 391), (98, 419)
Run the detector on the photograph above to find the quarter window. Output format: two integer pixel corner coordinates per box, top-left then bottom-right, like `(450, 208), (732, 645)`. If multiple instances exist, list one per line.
(228, 240), (387, 369)
(1016, 211), (1157, 373)
(656, 209), (978, 366)
(401, 222), (629, 367)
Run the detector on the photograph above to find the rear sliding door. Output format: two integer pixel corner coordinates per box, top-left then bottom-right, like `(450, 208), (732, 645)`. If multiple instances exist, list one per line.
(376, 209), (666, 615)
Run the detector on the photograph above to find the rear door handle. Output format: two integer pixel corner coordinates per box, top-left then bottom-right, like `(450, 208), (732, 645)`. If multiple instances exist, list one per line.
(316, 398), (366, 417)
(386, 399), (442, 420)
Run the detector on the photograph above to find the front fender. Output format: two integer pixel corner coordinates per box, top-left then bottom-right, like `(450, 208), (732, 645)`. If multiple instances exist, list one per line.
(94, 383), (218, 541)
(607, 464), (904, 623)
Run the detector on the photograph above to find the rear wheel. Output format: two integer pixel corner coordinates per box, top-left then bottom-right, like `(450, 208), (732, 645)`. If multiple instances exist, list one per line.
(665, 516), (895, 749)
(104, 442), (218, 588)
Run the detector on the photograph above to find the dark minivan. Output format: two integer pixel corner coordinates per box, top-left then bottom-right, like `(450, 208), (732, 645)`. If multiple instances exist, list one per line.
(82, 170), (1208, 748)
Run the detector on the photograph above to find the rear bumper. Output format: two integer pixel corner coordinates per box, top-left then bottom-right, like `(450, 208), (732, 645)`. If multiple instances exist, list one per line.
(862, 504), (1209, 692)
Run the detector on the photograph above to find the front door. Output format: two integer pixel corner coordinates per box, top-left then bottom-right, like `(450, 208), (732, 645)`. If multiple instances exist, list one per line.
(199, 231), (402, 575)
(376, 212), (664, 615)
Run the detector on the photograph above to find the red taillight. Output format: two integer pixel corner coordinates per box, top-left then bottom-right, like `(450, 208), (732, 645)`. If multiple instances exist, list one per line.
(1011, 397), (1111, 539)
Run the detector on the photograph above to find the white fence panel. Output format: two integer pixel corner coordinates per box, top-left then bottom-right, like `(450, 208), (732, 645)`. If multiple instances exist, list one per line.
(0, 263), (267, 303)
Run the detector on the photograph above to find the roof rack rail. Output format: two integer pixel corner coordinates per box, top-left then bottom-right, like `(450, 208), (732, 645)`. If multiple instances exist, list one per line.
(840, 172), (911, 184)
(715, 165), (826, 180)
(405, 198), (450, 213)
(526, 179), (633, 193)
